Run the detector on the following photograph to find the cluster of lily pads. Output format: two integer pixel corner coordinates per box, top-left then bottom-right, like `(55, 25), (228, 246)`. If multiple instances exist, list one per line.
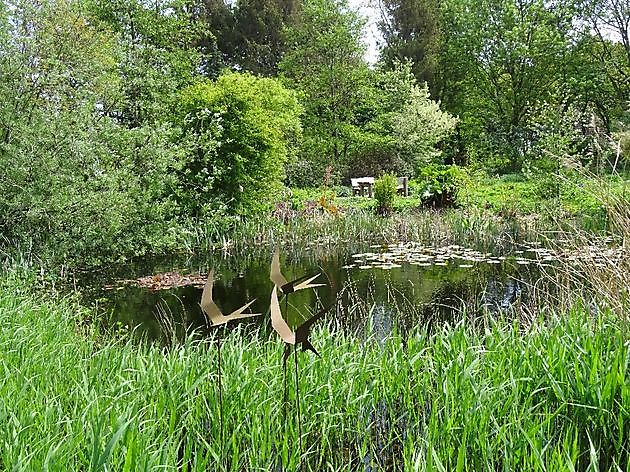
(343, 239), (626, 272)
(106, 237), (626, 291)
(345, 243), (534, 271)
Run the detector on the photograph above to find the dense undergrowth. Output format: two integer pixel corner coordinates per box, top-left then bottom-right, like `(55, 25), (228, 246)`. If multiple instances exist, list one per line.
(1, 170), (626, 272)
(134, 170), (630, 261)
(0, 272), (627, 471)
(186, 206), (537, 255)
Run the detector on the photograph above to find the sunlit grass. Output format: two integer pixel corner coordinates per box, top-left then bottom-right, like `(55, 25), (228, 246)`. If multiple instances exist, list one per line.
(0, 273), (627, 471)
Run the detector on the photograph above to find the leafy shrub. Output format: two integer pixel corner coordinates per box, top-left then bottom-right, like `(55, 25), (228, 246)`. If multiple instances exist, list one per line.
(287, 188), (322, 210)
(391, 83), (459, 168)
(0, 2), (185, 266)
(177, 72), (302, 217)
(417, 165), (467, 207)
(335, 185), (352, 198)
(373, 174), (398, 215)
(521, 146), (561, 200)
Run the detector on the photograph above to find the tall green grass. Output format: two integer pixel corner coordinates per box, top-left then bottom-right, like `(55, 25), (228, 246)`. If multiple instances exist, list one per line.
(0, 274), (627, 471)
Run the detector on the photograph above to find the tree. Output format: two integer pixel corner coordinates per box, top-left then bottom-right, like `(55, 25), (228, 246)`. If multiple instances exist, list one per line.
(581, 0), (629, 66)
(391, 83), (458, 168)
(188, 0), (237, 76)
(232, 0), (302, 75)
(434, 0), (577, 170)
(345, 62), (457, 178)
(0, 0), (183, 264)
(88, 0), (205, 126)
(376, 0), (443, 96)
(575, 0), (629, 132)
(177, 72), (302, 217)
(280, 0), (370, 184)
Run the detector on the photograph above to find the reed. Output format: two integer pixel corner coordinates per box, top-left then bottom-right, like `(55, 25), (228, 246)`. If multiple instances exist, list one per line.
(523, 167), (630, 321)
(186, 207), (544, 261)
(0, 274), (627, 471)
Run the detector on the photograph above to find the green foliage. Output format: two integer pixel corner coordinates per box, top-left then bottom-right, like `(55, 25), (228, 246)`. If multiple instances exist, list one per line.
(88, 0), (205, 127)
(391, 82), (458, 167)
(231, 0), (301, 75)
(618, 131), (630, 168)
(373, 173), (399, 215)
(378, 0), (442, 94)
(280, 0), (369, 183)
(282, 39), (456, 184)
(391, 0), (628, 171)
(576, 0), (629, 132)
(416, 164), (466, 207)
(1, 0), (628, 268)
(0, 0), (183, 265)
(0, 275), (628, 470)
(457, 172), (623, 229)
(344, 62), (457, 178)
(177, 72), (302, 217)
(459, 173), (539, 215)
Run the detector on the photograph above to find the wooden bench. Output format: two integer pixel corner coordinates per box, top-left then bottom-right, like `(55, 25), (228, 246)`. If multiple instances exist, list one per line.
(351, 176), (408, 197)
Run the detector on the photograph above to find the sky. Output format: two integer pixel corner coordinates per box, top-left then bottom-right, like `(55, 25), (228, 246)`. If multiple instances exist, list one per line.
(348, 0), (382, 64)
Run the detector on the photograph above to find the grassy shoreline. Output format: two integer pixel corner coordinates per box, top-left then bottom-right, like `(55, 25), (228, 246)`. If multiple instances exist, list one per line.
(1, 274), (627, 471)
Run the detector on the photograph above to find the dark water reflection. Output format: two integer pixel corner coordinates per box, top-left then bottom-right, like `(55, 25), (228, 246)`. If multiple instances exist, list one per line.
(85, 243), (542, 343)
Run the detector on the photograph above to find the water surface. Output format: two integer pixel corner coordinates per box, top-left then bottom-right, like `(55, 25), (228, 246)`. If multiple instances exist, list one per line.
(90, 242), (545, 343)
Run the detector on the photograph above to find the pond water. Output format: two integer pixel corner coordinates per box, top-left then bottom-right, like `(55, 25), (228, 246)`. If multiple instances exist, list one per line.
(89, 241), (549, 343)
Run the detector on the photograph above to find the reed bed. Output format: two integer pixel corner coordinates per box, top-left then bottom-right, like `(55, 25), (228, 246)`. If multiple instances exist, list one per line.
(0, 273), (627, 471)
(186, 207), (542, 259)
(521, 168), (630, 321)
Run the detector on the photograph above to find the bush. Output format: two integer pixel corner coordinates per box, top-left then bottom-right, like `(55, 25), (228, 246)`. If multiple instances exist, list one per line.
(391, 83), (459, 167)
(417, 164), (467, 207)
(0, 3), (185, 266)
(177, 72), (303, 217)
(373, 173), (398, 215)
(335, 185), (352, 198)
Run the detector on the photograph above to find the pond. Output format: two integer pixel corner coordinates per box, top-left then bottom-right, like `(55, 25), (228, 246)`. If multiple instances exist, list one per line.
(89, 240), (552, 343)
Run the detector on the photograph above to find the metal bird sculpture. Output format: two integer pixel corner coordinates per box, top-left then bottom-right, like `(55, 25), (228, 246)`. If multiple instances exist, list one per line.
(199, 270), (260, 459)
(270, 284), (332, 463)
(270, 250), (324, 294)
(201, 270), (261, 325)
(270, 285), (330, 359)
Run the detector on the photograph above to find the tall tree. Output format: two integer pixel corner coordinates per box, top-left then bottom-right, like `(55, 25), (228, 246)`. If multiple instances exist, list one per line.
(88, 0), (205, 126)
(576, 0), (629, 132)
(280, 0), (369, 183)
(232, 0), (301, 75)
(192, 0), (236, 75)
(582, 0), (629, 65)
(376, 0), (443, 96)
(436, 0), (577, 169)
